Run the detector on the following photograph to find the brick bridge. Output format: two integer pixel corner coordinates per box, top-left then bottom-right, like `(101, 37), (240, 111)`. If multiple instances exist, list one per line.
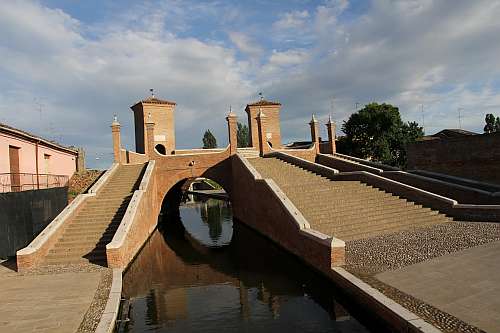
(15, 95), (500, 331)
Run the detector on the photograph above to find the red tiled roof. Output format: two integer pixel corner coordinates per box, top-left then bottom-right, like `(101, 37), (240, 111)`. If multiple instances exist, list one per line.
(132, 97), (176, 108)
(0, 122), (78, 154)
(246, 99), (281, 107)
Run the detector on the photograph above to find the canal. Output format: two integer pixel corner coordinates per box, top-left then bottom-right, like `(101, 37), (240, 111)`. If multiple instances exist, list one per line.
(121, 195), (377, 332)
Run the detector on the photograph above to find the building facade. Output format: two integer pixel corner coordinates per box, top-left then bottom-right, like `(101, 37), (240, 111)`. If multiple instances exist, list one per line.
(0, 123), (83, 192)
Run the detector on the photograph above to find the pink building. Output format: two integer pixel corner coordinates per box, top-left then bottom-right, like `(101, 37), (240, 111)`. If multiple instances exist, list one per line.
(0, 123), (83, 192)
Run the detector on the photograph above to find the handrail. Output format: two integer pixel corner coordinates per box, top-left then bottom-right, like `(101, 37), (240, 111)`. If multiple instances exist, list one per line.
(0, 173), (69, 193)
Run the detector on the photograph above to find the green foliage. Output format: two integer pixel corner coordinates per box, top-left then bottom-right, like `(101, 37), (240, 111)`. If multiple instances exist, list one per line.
(484, 114), (496, 133)
(484, 113), (500, 133)
(339, 103), (424, 168)
(237, 122), (249, 148)
(202, 129), (217, 149)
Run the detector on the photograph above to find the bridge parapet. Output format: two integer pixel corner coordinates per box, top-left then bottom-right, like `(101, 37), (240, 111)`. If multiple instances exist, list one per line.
(107, 160), (158, 268)
(231, 153), (345, 271)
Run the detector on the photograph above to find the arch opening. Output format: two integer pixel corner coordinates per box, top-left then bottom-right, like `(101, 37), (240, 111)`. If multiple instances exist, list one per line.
(159, 177), (232, 249)
(155, 144), (167, 155)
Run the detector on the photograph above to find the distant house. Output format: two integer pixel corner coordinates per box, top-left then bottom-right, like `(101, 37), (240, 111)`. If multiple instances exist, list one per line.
(0, 123), (84, 192)
(419, 128), (478, 141)
(407, 128), (500, 185)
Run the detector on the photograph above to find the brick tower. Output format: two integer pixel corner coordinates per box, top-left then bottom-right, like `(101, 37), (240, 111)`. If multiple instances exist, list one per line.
(245, 99), (282, 149)
(131, 95), (176, 155)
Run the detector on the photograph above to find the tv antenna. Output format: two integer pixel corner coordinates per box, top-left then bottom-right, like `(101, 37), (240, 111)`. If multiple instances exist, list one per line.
(458, 107), (464, 129)
(420, 104), (425, 132)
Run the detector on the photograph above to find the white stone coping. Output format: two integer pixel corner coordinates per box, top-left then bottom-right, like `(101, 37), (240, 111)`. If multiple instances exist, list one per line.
(235, 154), (345, 249)
(95, 269), (123, 333)
(107, 190), (144, 251)
(332, 267), (442, 333)
(334, 152), (400, 171)
(322, 153), (384, 173)
(139, 160), (155, 190)
(16, 193), (88, 256)
(274, 151), (339, 174)
(236, 153), (263, 180)
(384, 170), (494, 196)
(107, 160), (155, 251)
(411, 169), (500, 191)
(89, 163), (119, 194)
(336, 170), (459, 205)
(324, 154), (498, 198)
(320, 154), (500, 212)
(17, 163), (119, 257)
(272, 142), (316, 152)
(170, 146), (230, 156)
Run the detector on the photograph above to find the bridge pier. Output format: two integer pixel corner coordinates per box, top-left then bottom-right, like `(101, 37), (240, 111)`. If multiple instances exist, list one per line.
(111, 116), (122, 163)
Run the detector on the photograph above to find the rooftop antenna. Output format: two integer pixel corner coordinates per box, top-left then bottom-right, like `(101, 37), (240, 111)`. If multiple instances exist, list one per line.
(34, 98), (44, 134)
(330, 98), (335, 120)
(258, 92), (263, 101)
(458, 107), (464, 129)
(149, 88), (155, 98)
(420, 104), (425, 132)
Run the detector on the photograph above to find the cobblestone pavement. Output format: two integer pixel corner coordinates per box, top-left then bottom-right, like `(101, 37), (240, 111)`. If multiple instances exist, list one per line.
(0, 260), (110, 333)
(345, 221), (500, 333)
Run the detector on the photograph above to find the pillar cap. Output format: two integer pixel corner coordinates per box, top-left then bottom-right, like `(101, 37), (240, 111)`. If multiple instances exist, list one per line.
(111, 114), (120, 126)
(326, 114), (335, 125)
(226, 106), (237, 120)
(309, 114), (318, 124)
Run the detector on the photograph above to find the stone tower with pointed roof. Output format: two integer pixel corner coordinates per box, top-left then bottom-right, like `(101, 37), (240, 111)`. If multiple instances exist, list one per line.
(245, 99), (282, 149)
(131, 96), (176, 155)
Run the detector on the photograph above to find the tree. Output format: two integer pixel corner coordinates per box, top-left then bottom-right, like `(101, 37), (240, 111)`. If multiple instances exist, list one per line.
(237, 122), (249, 148)
(202, 130), (217, 149)
(339, 103), (424, 168)
(495, 117), (500, 132)
(484, 114), (496, 133)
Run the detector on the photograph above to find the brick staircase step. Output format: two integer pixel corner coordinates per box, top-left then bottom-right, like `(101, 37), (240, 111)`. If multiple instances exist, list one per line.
(249, 157), (449, 241)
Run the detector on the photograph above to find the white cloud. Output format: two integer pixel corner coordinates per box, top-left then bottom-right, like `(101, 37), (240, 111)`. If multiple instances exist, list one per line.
(228, 31), (264, 63)
(273, 10), (310, 31)
(2, 0), (500, 167)
(0, 0), (253, 168)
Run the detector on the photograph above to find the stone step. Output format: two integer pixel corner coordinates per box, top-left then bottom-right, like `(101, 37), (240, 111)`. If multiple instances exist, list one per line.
(302, 203), (426, 220)
(64, 223), (120, 233)
(60, 229), (116, 238)
(44, 254), (107, 265)
(58, 234), (113, 243)
(311, 208), (441, 228)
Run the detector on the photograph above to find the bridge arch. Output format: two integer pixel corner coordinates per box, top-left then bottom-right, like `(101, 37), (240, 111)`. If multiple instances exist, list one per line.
(151, 147), (233, 218)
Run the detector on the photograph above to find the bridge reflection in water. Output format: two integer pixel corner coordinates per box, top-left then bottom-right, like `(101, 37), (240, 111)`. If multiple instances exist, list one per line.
(122, 196), (371, 333)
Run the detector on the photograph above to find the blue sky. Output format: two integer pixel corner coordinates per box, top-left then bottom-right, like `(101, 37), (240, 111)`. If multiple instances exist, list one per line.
(1, 0), (500, 168)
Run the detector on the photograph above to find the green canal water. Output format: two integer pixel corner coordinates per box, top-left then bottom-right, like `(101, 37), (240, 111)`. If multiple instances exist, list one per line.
(121, 195), (378, 333)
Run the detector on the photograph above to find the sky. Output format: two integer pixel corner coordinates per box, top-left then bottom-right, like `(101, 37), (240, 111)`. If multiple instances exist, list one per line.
(1, 0), (500, 168)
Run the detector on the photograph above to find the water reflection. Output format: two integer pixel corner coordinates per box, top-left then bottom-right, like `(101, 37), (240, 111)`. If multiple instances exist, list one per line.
(122, 196), (371, 333)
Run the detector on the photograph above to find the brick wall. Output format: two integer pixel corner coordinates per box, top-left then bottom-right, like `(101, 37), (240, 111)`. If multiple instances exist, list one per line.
(407, 132), (500, 186)
(246, 104), (282, 148)
(231, 154), (343, 273)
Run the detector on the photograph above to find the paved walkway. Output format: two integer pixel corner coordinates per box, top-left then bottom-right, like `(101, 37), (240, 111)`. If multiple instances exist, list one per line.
(0, 263), (100, 333)
(377, 241), (500, 333)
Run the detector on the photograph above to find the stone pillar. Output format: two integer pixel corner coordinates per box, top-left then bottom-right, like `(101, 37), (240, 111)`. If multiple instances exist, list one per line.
(257, 109), (270, 156)
(226, 111), (238, 155)
(76, 147), (86, 173)
(111, 115), (121, 164)
(146, 116), (155, 159)
(326, 115), (337, 154)
(309, 114), (319, 154)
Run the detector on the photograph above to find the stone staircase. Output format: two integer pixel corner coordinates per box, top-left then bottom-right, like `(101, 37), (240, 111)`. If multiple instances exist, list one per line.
(43, 164), (145, 266)
(237, 148), (260, 159)
(249, 157), (451, 241)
